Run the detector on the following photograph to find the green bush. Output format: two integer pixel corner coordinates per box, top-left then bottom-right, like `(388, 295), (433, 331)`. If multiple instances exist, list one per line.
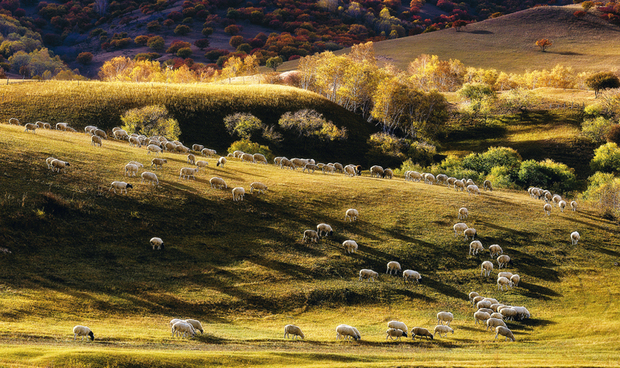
(174, 25), (191, 36)
(590, 142), (620, 173)
(120, 105), (181, 141)
(581, 117), (616, 144)
(580, 171), (620, 218)
(518, 159), (577, 193)
(486, 165), (518, 189)
(176, 47), (192, 58)
(438, 155), (482, 182)
(147, 36), (165, 51)
(223, 113), (264, 139)
(227, 139), (274, 161)
(462, 146), (522, 174)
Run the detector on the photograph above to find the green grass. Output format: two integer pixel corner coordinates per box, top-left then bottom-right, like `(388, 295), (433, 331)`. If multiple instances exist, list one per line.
(1, 122), (619, 366)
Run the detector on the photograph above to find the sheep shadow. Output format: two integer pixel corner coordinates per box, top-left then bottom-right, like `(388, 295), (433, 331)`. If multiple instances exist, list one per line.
(517, 281), (562, 300)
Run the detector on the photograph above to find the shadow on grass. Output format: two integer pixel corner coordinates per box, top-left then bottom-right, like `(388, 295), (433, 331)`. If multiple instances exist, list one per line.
(517, 281), (561, 300)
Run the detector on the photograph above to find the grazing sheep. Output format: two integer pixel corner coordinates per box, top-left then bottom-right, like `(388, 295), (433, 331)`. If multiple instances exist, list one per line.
(91, 135), (102, 147)
(497, 276), (513, 291)
(386, 328), (407, 341)
(571, 231), (580, 245)
(500, 307), (518, 320)
(411, 327), (433, 340)
(336, 324), (361, 341)
(176, 144), (190, 154)
(322, 164), (336, 174)
(490, 312), (504, 320)
(570, 200), (577, 212)
(497, 255), (511, 268)
(284, 324), (304, 339)
(109, 181), (133, 194)
(483, 180), (493, 191)
(187, 154), (196, 165)
(458, 207), (468, 220)
(469, 292), (480, 301)
(172, 321), (195, 338)
(316, 223), (333, 237)
(141, 171), (159, 186)
(424, 173), (435, 185)
(343, 164), (357, 177)
(470, 240), (484, 256)
(332, 163), (344, 172)
(280, 158), (296, 170)
(180, 167), (198, 180)
(544, 203), (552, 215)
(489, 244), (503, 258)
(23, 123), (37, 133)
(403, 270), (421, 283)
(477, 300), (492, 310)
(453, 223), (468, 237)
(253, 153), (268, 164)
(201, 148), (217, 157)
(196, 160), (209, 169)
(129, 136), (142, 147)
(250, 182), (268, 194)
(433, 325), (454, 338)
(51, 159), (70, 173)
(185, 319), (204, 334)
(303, 163), (319, 173)
(467, 184), (481, 195)
(46, 157), (56, 169)
(150, 237), (164, 250)
(8, 117), (20, 125)
(498, 271), (513, 279)
(409, 171), (423, 182)
(370, 165), (384, 178)
(481, 261), (493, 277)
(474, 310), (491, 325)
(128, 161), (144, 168)
(303, 230), (319, 243)
(552, 194), (562, 207)
(73, 325), (94, 341)
(486, 318), (506, 331)
(241, 152), (255, 163)
(386, 261), (401, 275)
(383, 168), (393, 179)
(192, 144), (204, 152)
(344, 208), (359, 222)
(149, 158), (167, 169)
(216, 157), (227, 167)
(210, 177), (227, 189)
(510, 274), (520, 287)
(147, 144), (162, 155)
(436, 173), (448, 185)
(56, 122), (68, 130)
(437, 311), (453, 326)
(454, 179), (466, 191)
(38, 121), (50, 129)
(164, 142), (176, 151)
(495, 326), (515, 342)
(342, 240), (358, 254)
(513, 306), (531, 320)
(291, 158), (307, 168)
(559, 200), (567, 212)
(359, 269), (378, 282)
(232, 187), (245, 201)
(93, 128), (106, 138)
(464, 228), (476, 240)
(113, 129), (128, 140)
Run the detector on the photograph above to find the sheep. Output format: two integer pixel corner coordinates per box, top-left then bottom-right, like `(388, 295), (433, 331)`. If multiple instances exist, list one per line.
(210, 177), (227, 189)
(543, 191), (552, 202)
(359, 269), (378, 282)
(344, 164), (357, 177)
(185, 319), (204, 334)
(489, 244), (503, 258)
(436, 173), (448, 185)
(290, 158), (307, 168)
(250, 182), (268, 194)
(73, 325), (94, 341)
(280, 158), (296, 170)
(433, 325), (454, 338)
(93, 128), (106, 139)
(458, 207), (468, 220)
(141, 171), (159, 186)
(495, 326), (515, 342)
(113, 129), (128, 140)
(51, 159), (70, 173)
(232, 187), (245, 201)
(383, 168), (393, 179)
(284, 324), (304, 339)
(151, 158), (167, 169)
(470, 240), (483, 256)
(481, 261), (493, 277)
(454, 180), (465, 191)
(552, 194), (562, 207)
(513, 306), (531, 320)
(411, 327), (433, 340)
(150, 237), (164, 250)
(437, 311), (453, 326)
(8, 117), (20, 125)
(490, 312), (504, 320)
(344, 208), (359, 222)
(303, 163), (319, 173)
(91, 135), (102, 147)
(192, 144), (204, 152)
(468, 291), (480, 301)
(303, 230), (319, 243)
(147, 144), (162, 155)
(196, 160), (209, 170)
(322, 164), (336, 174)
(241, 152), (255, 163)
(56, 122), (68, 130)
(370, 165), (384, 178)
(510, 274), (520, 287)
(464, 228), (476, 240)
(386, 261), (401, 275)
(387, 321), (408, 336)
(336, 324), (360, 341)
(180, 167), (198, 180)
(65, 127), (77, 133)
(109, 181), (133, 194)
(500, 307), (518, 320)
(544, 203), (552, 215)
(483, 179), (493, 191)
(216, 157), (227, 167)
(172, 321), (195, 338)
(169, 318), (184, 328)
(176, 144), (190, 154)
(201, 148), (217, 157)
(571, 231), (580, 245)
(38, 121), (50, 129)
(472, 295), (484, 305)
(486, 318), (506, 331)
(497, 255), (511, 268)
(253, 153), (268, 164)
(498, 271), (513, 279)
(467, 184), (481, 196)
(490, 303), (504, 312)
(403, 269), (421, 283)
(453, 223), (468, 237)
(23, 123), (37, 133)
(483, 297), (499, 304)
(409, 171), (423, 182)
(386, 328), (407, 341)
(187, 154), (196, 165)
(129, 136), (142, 147)
(558, 200), (567, 212)
(165, 142), (177, 151)
(316, 223), (333, 237)
(497, 276), (513, 291)
(474, 310), (491, 325)
(477, 300), (492, 310)
(333, 163), (344, 172)
(570, 200), (577, 212)
(342, 240), (358, 254)
(128, 161), (144, 168)
(424, 173), (435, 185)
(46, 157), (57, 169)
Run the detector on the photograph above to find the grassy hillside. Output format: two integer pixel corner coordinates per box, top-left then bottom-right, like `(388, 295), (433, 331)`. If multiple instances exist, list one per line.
(0, 123), (619, 367)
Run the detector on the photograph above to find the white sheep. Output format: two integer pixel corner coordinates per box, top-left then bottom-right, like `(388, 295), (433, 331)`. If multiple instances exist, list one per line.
(91, 135), (102, 147)
(570, 200), (577, 212)
(280, 158), (296, 170)
(387, 321), (408, 335)
(467, 184), (481, 195)
(316, 223), (333, 237)
(38, 121), (50, 129)
(489, 244), (503, 258)
(454, 180), (465, 191)
(424, 173), (435, 185)
(129, 136), (142, 147)
(458, 207), (468, 220)
(544, 203), (552, 216)
(241, 152), (255, 163)
(481, 261), (493, 277)
(201, 148), (217, 157)
(113, 129), (128, 140)
(486, 318), (506, 331)
(411, 327), (434, 340)
(51, 159), (70, 173)
(336, 324), (361, 341)
(409, 171), (423, 182)
(73, 325), (94, 341)
(497, 276), (513, 291)
(93, 128), (106, 138)
(571, 231), (580, 245)
(468, 291), (480, 301)
(284, 324), (304, 339)
(342, 240), (358, 254)
(322, 164), (336, 174)
(558, 200), (567, 212)
(344, 208), (359, 222)
(216, 157), (227, 167)
(332, 163), (344, 172)
(303, 230), (319, 243)
(433, 325), (454, 338)
(385, 261), (401, 275)
(383, 168), (393, 179)
(472, 296), (484, 306)
(56, 122), (68, 130)
(187, 153), (196, 165)
(495, 326), (515, 342)
(447, 177), (457, 187)
(500, 307), (517, 321)
(403, 270), (421, 283)
(490, 312), (504, 320)
(141, 171), (159, 186)
(169, 318), (183, 328)
(498, 271), (513, 279)
(128, 161), (144, 168)
(192, 144), (204, 152)
(46, 157), (57, 169)
(510, 274), (520, 287)
(147, 144), (162, 155)
(185, 319), (204, 334)
(180, 167), (198, 180)
(196, 160), (209, 170)
(474, 310), (491, 325)
(386, 328), (407, 341)
(23, 123), (37, 133)
(436, 173), (448, 185)
(172, 321), (195, 338)
(477, 300), (492, 310)
(453, 223), (468, 237)
(250, 182), (268, 194)
(497, 255), (511, 268)
(343, 164), (357, 176)
(8, 117), (20, 125)
(437, 311), (453, 326)
(303, 163), (319, 173)
(253, 153), (268, 164)
(359, 269), (378, 282)
(109, 181), (133, 194)
(124, 163), (139, 177)
(232, 187), (245, 201)
(513, 306), (531, 320)
(150, 237), (164, 250)
(483, 179), (493, 191)
(210, 177), (227, 189)
(370, 165), (384, 178)
(469, 240), (483, 255)
(151, 158), (167, 169)
(464, 228), (476, 240)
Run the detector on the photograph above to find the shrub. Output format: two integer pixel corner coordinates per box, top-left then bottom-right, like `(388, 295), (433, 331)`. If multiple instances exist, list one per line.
(202, 27), (214, 36)
(607, 124), (620, 144)
(236, 43), (251, 54)
(76, 52), (93, 65)
(581, 116), (616, 143)
(580, 171), (620, 218)
(518, 159), (577, 193)
(590, 142), (620, 173)
(134, 35), (149, 45)
(462, 146), (522, 174)
(194, 38), (210, 50)
(438, 155), (482, 183)
(174, 25), (191, 35)
(224, 24), (240, 35)
(367, 132), (407, 160)
(120, 105), (181, 141)
(134, 52), (160, 61)
(205, 49), (228, 61)
(147, 36), (165, 51)
(224, 113), (264, 139)
(176, 47), (192, 58)
(227, 139), (274, 161)
(407, 140), (437, 166)
(278, 109), (347, 141)
(586, 72), (620, 97)
(229, 35), (244, 48)
(146, 20), (161, 32)
(486, 166), (518, 189)
(163, 19), (175, 28)
(167, 40), (191, 54)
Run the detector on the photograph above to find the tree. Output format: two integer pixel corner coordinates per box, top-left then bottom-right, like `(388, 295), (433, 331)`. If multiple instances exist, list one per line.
(535, 39), (552, 52)
(76, 52), (93, 65)
(458, 83), (496, 113)
(278, 109), (347, 141)
(452, 20), (467, 32)
(194, 39), (210, 50)
(177, 48), (192, 58)
(582, 1), (594, 11)
(223, 113), (263, 139)
(147, 20), (161, 32)
(266, 56), (283, 71)
(229, 35), (244, 48)
(147, 36), (165, 51)
(121, 105), (181, 140)
(202, 27), (214, 36)
(590, 142), (620, 173)
(586, 72), (620, 97)
(224, 25), (240, 35)
(166, 40), (191, 54)
(174, 25), (191, 36)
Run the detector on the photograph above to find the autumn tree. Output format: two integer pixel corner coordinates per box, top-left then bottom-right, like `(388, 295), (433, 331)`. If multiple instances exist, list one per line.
(278, 109), (347, 141)
(76, 52), (93, 65)
(535, 39), (552, 52)
(121, 105), (181, 140)
(582, 1), (594, 12)
(452, 20), (467, 32)
(586, 72), (620, 97)
(266, 56), (283, 71)
(224, 113), (264, 139)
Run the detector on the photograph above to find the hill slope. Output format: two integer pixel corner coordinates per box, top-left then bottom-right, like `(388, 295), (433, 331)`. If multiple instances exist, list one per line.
(0, 123), (619, 366)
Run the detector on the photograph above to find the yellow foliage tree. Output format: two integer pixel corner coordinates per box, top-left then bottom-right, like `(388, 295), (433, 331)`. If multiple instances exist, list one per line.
(98, 56), (134, 81)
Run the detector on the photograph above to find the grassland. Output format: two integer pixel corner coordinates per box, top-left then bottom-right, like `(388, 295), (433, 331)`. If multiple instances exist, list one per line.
(1, 122), (619, 367)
